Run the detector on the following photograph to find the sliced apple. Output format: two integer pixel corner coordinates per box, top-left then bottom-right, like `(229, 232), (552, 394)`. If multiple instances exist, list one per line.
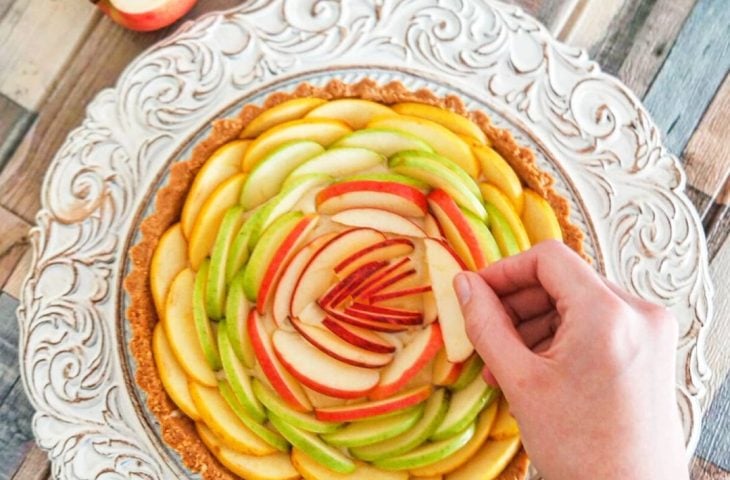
(241, 140), (325, 209)
(331, 208), (426, 238)
(390, 151), (485, 219)
(315, 385), (432, 423)
(490, 396), (520, 439)
(462, 207), (502, 265)
(375, 423), (476, 471)
(432, 349), (464, 387)
(241, 97), (327, 140)
(206, 206), (246, 320)
(444, 435), (522, 480)
(322, 405), (424, 448)
(391, 102), (488, 145)
(318, 260), (389, 308)
(305, 99), (396, 129)
(325, 308), (410, 333)
(285, 147), (384, 184)
(291, 318), (393, 369)
(218, 320), (266, 422)
(272, 330), (380, 399)
(332, 128), (435, 157)
(188, 172), (246, 270)
(423, 213), (444, 238)
(152, 323), (200, 420)
(424, 238), (473, 362)
(347, 302), (421, 320)
(181, 140), (247, 238)
(291, 447), (409, 480)
(431, 375), (497, 441)
(189, 381), (277, 455)
(368, 285), (432, 304)
(350, 257), (413, 298)
(269, 415), (355, 474)
(316, 179), (428, 217)
(248, 311), (312, 412)
(290, 228), (385, 317)
(321, 317), (396, 353)
(242, 118), (351, 171)
(335, 238), (414, 277)
(368, 115), (478, 177)
(369, 324), (442, 400)
(150, 223), (188, 320)
(164, 269), (217, 386)
(226, 212), (257, 283)
(193, 261), (221, 370)
(452, 354), (484, 390)
(479, 183), (530, 251)
(349, 387), (447, 461)
(252, 379), (341, 434)
(485, 203), (520, 257)
(521, 189), (563, 244)
(410, 401), (498, 477)
(225, 271), (255, 367)
(338, 172), (429, 190)
(354, 267), (419, 302)
(472, 145), (524, 214)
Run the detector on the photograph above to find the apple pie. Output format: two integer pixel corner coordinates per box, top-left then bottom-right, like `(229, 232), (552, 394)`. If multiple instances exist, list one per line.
(126, 79), (583, 480)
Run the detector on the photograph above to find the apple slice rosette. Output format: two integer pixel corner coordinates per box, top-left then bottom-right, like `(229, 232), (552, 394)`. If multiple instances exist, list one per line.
(139, 85), (581, 480)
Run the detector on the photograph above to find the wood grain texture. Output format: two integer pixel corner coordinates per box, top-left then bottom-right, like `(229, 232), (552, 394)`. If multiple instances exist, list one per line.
(0, 94), (34, 172)
(642, 0), (730, 156)
(9, 445), (49, 480)
(557, 0), (627, 50)
(692, 456), (730, 480)
(0, 205), (29, 292)
(696, 369), (730, 471)
(0, 0), (99, 109)
(2, 247), (29, 300)
(510, 0), (580, 34)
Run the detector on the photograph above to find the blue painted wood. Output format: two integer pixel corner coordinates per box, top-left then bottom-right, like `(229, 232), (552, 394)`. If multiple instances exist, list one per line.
(697, 371), (730, 470)
(642, 0), (730, 156)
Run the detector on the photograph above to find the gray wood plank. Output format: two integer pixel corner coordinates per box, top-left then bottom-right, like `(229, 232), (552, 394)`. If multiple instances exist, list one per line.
(696, 371), (730, 471)
(642, 0), (730, 156)
(9, 444), (48, 480)
(0, 94), (34, 173)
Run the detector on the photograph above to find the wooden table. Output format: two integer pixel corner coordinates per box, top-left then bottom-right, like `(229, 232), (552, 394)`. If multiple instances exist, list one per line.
(0, 0), (727, 478)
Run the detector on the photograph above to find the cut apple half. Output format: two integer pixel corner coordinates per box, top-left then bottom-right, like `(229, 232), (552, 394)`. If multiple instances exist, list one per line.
(316, 180), (428, 218)
(241, 98), (327, 140)
(320, 317), (396, 354)
(315, 385), (432, 423)
(272, 330), (380, 398)
(331, 208), (426, 238)
(305, 99), (396, 129)
(431, 375), (497, 441)
(335, 238), (414, 278)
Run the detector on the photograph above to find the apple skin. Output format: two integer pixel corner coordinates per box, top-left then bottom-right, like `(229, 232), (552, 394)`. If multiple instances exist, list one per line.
(316, 180), (428, 217)
(314, 385), (432, 422)
(320, 317), (396, 354)
(252, 379), (341, 434)
(96, 0), (197, 32)
(321, 405), (424, 448)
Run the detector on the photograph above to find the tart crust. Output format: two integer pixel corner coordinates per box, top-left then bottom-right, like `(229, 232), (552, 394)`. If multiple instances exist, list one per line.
(125, 78), (584, 479)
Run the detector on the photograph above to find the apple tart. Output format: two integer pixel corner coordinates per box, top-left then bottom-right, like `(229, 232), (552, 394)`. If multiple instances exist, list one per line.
(126, 79), (583, 480)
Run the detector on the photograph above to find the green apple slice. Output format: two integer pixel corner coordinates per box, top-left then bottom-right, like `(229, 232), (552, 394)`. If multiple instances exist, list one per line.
(322, 404), (424, 448)
(241, 140), (325, 209)
(225, 271), (255, 367)
(452, 354), (484, 390)
(331, 128), (434, 157)
(269, 414), (355, 474)
(218, 320), (266, 421)
(350, 388), (449, 462)
(252, 379), (341, 434)
(374, 422), (476, 471)
(389, 151), (486, 219)
(337, 172), (429, 190)
(193, 260), (221, 370)
(206, 206), (246, 320)
(242, 211), (304, 301)
(462, 207), (502, 264)
(285, 147), (384, 182)
(219, 381), (289, 452)
(485, 203), (520, 257)
(431, 375), (498, 441)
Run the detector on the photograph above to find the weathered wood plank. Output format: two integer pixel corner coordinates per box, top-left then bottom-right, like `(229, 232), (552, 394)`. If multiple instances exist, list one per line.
(0, 94), (34, 172)
(0, 205), (30, 292)
(511, 0), (580, 35)
(691, 456), (730, 479)
(642, 0), (730, 156)
(0, 0), (99, 109)
(695, 370), (730, 472)
(2, 247), (29, 299)
(557, 0), (628, 51)
(10, 444), (49, 480)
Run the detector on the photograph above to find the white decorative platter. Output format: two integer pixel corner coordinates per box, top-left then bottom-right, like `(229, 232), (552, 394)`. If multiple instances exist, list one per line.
(17, 1), (714, 478)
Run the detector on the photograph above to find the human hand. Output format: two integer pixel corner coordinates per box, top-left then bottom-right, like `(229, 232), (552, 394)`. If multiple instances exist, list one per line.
(453, 241), (688, 480)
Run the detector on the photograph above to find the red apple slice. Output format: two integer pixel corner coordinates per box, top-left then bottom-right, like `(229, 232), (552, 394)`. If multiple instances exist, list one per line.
(248, 311), (312, 412)
(423, 213), (444, 238)
(428, 189), (486, 270)
(356, 268), (418, 299)
(315, 385), (432, 422)
(331, 208), (426, 238)
(335, 238), (414, 277)
(290, 228), (386, 317)
(432, 349), (464, 386)
(297, 301), (328, 327)
(321, 317), (396, 354)
(318, 260), (388, 308)
(325, 309), (409, 333)
(350, 257), (412, 298)
(272, 330), (380, 399)
(369, 324), (443, 400)
(348, 302), (422, 319)
(423, 291), (439, 325)
(368, 285), (432, 303)
(291, 318), (393, 368)
(343, 307), (423, 326)
(316, 180), (428, 217)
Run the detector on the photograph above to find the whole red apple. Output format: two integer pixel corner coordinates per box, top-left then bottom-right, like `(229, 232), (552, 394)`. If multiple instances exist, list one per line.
(92, 0), (198, 32)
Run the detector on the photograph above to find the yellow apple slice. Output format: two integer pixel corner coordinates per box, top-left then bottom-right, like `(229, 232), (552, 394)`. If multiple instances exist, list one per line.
(472, 145), (524, 214)
(150, 223), (188, 320)
(241, 97), (327, 139)
(189, 381), (277, 456)
(479, 184), (531, 252)
(291, 448), (409, 480)
(444, 435), (522, 480)
(305, 99), (396, 129)
(188, 173), (246, 270)
(490, 396), (520, 439)
(196, 423), (299, 480)
(521, 189), (563, 244)
(181, 140), (247, 238)
(164, 269), (217, 387)
(241, 119), (352, 172)
(409, 401), (498, 476)
(152, 323), (200, 420)
(368, 115), (478, 177)
(391, 102), (487, 145)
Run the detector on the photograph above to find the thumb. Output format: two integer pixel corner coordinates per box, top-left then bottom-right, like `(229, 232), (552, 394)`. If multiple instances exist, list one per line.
(453, 271), (533, 388)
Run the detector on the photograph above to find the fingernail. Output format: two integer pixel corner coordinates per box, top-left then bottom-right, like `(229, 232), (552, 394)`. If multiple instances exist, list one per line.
(454, 273), (472, 303)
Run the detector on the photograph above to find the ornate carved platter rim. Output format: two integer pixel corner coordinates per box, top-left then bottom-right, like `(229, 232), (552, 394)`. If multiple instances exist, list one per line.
(17, 1), (714, 479)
